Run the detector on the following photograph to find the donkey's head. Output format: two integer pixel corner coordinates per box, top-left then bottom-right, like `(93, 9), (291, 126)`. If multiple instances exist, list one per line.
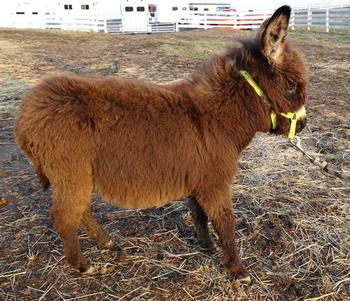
(242, 5), (308, 140)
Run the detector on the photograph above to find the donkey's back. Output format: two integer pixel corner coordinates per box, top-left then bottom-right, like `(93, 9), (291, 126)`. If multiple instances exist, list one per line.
(15, 75), (213, 209)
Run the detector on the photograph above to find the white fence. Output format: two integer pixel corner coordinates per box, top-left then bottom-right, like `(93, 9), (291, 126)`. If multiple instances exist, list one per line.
(291, 6), (350, 32)
(177, 11), (273, 30)
(2, 15), (177, 34)
(104, 19), (176, 34)
(45, 16), (106, 32)
(150, 22), (177, 34)
(176, 6), (350, 32)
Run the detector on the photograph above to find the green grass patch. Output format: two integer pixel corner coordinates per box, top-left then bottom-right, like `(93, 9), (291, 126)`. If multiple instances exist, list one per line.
(156, 36), (231, 59)
(290, 29), (350, 44)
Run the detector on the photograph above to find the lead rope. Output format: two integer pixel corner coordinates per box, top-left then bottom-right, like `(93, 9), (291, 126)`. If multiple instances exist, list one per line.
(290, 136), (350, 182)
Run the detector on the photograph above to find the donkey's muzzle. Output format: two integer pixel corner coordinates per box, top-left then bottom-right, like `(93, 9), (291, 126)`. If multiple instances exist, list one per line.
(296, 116), (307, 134)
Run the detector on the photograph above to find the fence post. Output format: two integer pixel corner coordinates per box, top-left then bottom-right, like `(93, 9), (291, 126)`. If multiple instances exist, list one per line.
(104, 19), (107, 33)
(307, 7), (311, 31)
(326, 8), (329, 33)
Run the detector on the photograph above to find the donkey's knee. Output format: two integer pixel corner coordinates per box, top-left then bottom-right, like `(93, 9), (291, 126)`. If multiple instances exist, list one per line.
(50, 206), (81, 235)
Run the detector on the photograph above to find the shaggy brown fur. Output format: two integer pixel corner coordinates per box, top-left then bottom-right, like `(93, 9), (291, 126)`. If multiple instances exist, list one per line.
(15, 6), (308, 278)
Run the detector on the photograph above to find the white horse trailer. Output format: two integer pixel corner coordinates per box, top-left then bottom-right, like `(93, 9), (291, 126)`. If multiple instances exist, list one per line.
(0, 0), (177, 33)
(0, 0), (48, 29)
(46, 0), (103, 31)
(155, 0), (188, 23)
(120, 0), (151, 33)
(0, 0), (108, 31)
(188, 0), (231, 14)
(102, 0), (178, 34)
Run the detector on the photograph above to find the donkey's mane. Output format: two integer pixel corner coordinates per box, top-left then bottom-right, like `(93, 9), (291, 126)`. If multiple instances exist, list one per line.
(179, 37), (272, 112)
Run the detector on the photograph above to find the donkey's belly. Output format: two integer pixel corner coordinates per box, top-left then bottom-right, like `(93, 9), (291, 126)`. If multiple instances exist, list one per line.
(92, 154), (192, 209)
(94, 178), (188, 209)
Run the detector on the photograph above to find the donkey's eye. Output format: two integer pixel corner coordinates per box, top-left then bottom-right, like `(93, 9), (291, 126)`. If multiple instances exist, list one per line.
(286, 84), (297, 95)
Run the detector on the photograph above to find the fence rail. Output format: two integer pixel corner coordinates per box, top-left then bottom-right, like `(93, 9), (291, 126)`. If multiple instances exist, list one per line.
(105, 19), (176, 34)
(176, 6), (350, 32)
(45, 17), (106, 32)
(177, 11), (273, 30)
(2, 15), (177, 34)
(291, 6), (350, 31)
(150, 22), (177, 34)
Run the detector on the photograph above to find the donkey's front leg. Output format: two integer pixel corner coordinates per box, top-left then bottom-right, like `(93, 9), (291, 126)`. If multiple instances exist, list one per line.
(196, 187), (249, 280)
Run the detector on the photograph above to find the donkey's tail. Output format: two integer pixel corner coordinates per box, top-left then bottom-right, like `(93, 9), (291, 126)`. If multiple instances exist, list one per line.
(36, 163), (50, 191)
(16, 134), (51, 191)
(28, 151), (51, 191)
(28, 152), (51, 191)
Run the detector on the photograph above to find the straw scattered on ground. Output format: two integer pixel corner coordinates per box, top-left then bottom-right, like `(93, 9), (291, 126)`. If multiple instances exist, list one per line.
(0, 28), (349, 301)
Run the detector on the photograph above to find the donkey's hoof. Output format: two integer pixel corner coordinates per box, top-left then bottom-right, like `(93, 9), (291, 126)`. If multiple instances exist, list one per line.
(81, 265), (96, 276)
(99, 263), (118, 274)
(203, 243), (221, 254)
(226, 268), (251, 285)
(236, 272), (251, 285)
(199, 240), (216, 251)
(224, 263), (251, 284)
(103, 240), (114, 249)
(104, 242), (123, 255)
(213, 246), (222, 253)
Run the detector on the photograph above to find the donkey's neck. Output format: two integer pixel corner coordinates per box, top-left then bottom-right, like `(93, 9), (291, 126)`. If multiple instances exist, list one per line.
(169, 53), (271, 153)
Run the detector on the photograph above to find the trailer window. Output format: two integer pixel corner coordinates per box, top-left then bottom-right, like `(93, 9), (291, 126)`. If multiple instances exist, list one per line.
(172, 7), (178, 11)
(81, 4), (90, 10)
(204, 8), (209, 11)
(16, 12), (25, 14)
(216, 7), (229, 12)
(32, 12), (38, 15)
(64, 4), (73, 10)
(125, 6), (133, 12)
(182, 7), (187, 10)
(137, 6), (145, 12)
(148, 4), (156, 12)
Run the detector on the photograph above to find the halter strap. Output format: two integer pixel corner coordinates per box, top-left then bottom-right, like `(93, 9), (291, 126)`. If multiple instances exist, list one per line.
(239, 70), (271, 108)
(239, 70), (278, 130)
(239, 69), (306, 140)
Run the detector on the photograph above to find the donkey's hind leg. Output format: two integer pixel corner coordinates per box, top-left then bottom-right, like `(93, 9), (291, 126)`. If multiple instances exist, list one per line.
(186, 196), (215, 250)
(50, 177), (93, 274)
(81, 208), (113, 249)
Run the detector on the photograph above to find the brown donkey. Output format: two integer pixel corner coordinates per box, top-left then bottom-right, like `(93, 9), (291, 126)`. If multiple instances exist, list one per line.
(15, 6), (308, 280)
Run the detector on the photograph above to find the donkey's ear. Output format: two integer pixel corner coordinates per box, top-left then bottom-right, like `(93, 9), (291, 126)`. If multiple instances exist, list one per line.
(260, 5), (291, 63)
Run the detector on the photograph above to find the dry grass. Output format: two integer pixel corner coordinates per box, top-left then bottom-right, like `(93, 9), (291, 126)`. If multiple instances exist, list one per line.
(0, 28), (349, 301)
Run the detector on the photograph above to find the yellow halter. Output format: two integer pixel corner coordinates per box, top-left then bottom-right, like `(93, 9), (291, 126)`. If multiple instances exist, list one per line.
(240, 70), (306, 140)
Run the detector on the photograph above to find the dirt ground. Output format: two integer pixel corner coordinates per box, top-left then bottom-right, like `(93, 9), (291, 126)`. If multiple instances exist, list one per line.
(0, 28), (349, 301)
